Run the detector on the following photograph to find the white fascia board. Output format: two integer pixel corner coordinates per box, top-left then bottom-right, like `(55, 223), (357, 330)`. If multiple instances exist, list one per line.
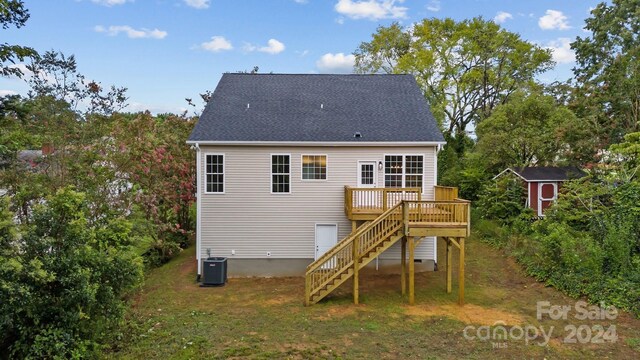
(492, 168), (528, 182)
(186, 140), (446, 147)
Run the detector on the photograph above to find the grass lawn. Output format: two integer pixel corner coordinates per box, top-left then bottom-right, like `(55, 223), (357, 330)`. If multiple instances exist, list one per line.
(111, 236), (640, 359)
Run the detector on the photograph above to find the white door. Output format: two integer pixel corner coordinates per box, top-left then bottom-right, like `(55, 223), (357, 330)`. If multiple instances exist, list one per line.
(315, 224), (338, 262)
(357, 161), (377, 188)
(355, 161), (379, 209)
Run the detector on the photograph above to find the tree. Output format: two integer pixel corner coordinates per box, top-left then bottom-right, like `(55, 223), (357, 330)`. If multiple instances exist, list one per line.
(475, 91), (577, 171)
(109, 112), (196, 262)
(0, 0), (37, 78)
(354, 18), (554, 138)
(0, 188), (143, 358)
(27, 50), (128, 115)
(572, 0), (640, 145)
(608, 131), (640, 182)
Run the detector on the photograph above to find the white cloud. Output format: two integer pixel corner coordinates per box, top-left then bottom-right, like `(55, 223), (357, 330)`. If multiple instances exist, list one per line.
(243, 39), (286, 54)
(334, 0), (408, 20)
(494, 11), (513, 24)
(296, 50), (310, 57)
(260, 39), (285, 54)
(6, 63), (57, 84)
(293, 0), (308, 3)
(538, 9), (570, 30)
(184, 0), (210, 9)
(0, 90), (18, 97)
(426, 0), (440, 12)
(6, 63), (31, 79)
(91, 0), (131, 6)
(200, 36), (233, 52)
(316, 53), (355, 73)
(94, 25), (167, 39)
(546, 38), (575, 64)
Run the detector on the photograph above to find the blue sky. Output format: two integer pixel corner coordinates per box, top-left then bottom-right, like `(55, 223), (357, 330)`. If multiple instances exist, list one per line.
(1, 0), (602, 114)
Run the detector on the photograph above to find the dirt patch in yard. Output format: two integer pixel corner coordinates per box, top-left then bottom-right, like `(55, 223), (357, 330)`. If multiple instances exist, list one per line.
(312, 306), (360, 321)
(404, 303), (524, 325)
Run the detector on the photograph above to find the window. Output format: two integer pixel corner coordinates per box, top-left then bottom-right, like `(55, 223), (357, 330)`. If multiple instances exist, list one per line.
(302, 155), (327, 180)
(271, 155), (290, 193)
(384, 155), (423, 188)
(405, 155), (424, 188)
(205, 154), (224, 193)
(384, 155), (403, 187)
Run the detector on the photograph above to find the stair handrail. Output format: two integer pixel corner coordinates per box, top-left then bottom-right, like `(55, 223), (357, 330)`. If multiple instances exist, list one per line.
(305, 201), (404, 275)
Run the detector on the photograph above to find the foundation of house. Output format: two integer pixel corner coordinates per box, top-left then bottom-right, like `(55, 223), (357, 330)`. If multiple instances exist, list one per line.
(198, 258), (435, 278)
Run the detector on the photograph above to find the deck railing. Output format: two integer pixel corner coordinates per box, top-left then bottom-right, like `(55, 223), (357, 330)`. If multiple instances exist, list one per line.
(344, 186), (421, 218)
(305, 202), (405, 305)
(434, 185), (459, 201)
(305, 198), (470, 305)
(406, 200), (470, 225)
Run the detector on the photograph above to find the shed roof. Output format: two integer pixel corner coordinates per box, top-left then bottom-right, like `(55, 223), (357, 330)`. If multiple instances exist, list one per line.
(188, 73), (445, 143)
(494, 166), (585, 182)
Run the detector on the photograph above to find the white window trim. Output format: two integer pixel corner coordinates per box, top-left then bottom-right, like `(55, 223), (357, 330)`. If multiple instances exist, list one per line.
(204, 152), (225, 194)
(537, 182), (558, 217)
(270, 153), (292, 195)
(383, 154), (404, 188)
(383, 154), (425, 192)
(300, 154), (328, 181)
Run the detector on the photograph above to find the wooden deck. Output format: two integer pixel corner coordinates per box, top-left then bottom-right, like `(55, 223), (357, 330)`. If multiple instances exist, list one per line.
(344, 186), (470, 237)
(304, 186), (471, 306)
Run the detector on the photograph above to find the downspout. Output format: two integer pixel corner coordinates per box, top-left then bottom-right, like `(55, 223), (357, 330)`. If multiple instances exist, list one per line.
(195, 143), (202, 280)
(433, 144), (439, 268)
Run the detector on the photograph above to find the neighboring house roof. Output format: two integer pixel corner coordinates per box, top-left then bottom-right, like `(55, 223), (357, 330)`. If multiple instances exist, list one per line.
(493, 166), (585, 182)
(0, 150), (44, 170)
(17, 150), (43, 163)
(188, 73), (445, 143)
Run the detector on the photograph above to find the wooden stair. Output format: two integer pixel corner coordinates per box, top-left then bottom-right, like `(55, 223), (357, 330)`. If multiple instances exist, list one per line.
(305, 203), (405, 305)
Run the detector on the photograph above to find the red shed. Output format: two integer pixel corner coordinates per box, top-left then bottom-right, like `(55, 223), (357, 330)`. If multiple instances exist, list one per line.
(493, 167), (584, 217)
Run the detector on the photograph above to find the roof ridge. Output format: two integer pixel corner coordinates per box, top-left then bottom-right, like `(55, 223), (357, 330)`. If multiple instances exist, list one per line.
(223, 73), (412, 76)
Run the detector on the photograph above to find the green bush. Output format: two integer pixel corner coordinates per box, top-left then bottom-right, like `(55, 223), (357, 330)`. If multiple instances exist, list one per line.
(475, 175), (640, 317)
(0, 188), (144, 358)
(476, 175), (525, 224)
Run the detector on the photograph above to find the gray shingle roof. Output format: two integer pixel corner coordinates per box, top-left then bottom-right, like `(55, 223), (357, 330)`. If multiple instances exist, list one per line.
(188, 74), (445, 143)
(511, 166), (585, 181)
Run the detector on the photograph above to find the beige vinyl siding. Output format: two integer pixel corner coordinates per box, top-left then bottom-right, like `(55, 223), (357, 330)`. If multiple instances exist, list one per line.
(199, 145), (437, 260)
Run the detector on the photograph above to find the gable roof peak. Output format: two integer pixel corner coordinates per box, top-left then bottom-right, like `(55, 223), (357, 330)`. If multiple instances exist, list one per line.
(188, 73), (444, 143)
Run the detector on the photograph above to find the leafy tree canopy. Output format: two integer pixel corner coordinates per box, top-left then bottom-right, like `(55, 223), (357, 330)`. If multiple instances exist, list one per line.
(354, 17), (554, 137)
(0, 0), (37, 77)
(572, 0), (640, 144)
(475, 91), (577, 171)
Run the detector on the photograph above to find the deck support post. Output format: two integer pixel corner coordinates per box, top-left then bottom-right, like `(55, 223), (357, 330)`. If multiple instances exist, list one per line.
(446, 237), (452, 294)
(408, 236), (416, 305)
(458, 237), (465, 305)
(353, 236), (359, 305)
(352, 221), (357, 233)
(401, 236), (407, 295)
(304, 275), (310, 306)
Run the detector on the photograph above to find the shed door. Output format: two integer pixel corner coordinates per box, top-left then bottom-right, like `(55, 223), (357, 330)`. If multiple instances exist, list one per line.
(315, 224), (338, 262)
(538, 182), (557, 216)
